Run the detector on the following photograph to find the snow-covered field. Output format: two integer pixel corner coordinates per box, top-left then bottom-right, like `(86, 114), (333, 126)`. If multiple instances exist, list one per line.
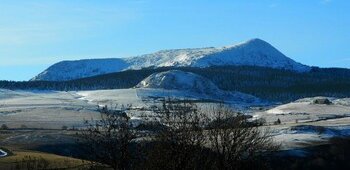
(254, 97), (350, 125)
(1, 88), (350, 150)
(254, 97), (350, 149)
(1, 87), (245, 129)
(0, 89), (100, 129)
(271, 124), (350, 150)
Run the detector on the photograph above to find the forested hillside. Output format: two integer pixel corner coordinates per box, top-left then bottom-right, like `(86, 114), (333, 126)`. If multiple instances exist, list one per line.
(1, 66), (350, 102)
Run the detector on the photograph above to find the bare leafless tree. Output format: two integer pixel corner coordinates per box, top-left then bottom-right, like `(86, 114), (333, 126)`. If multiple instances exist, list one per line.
(78, 105), (136, 170)
(206, 105), (279, 170)
(145, 99), (211, 170)
(147, 100), (278, 170)
(78, 100), (279, 170)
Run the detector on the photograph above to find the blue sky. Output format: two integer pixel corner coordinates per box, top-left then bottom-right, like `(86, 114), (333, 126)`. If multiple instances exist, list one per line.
(0, 0), (349, 81)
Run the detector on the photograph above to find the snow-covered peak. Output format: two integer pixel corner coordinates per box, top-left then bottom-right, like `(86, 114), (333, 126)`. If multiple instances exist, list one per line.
(192, 38), (310, 71)
(31, 39), (311, 81)
(222, 38), (266, 48)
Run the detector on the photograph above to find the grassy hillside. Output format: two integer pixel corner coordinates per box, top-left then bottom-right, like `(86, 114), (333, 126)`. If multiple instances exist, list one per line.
(0, 149), (96, 169)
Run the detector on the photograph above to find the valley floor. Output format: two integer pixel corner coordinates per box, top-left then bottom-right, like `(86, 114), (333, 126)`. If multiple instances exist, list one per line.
(1, 88), (350, 165)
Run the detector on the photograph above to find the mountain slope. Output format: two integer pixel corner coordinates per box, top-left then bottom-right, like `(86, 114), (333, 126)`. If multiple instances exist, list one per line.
(135, 70), (262, 104)
(128, 39), (309, 71)
(31, 39), (310, 81)
(192, 39), (309, 71)
(31, 58), (129, 81)
(136, 70), (220, 95)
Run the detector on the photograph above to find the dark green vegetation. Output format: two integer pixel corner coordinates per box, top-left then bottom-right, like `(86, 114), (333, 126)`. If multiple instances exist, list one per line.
(1, 66), (350, 102)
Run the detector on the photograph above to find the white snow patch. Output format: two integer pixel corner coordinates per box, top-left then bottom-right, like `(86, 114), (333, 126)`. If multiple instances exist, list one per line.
(266, 98), (350, 115)
(0, 149), (7, 157)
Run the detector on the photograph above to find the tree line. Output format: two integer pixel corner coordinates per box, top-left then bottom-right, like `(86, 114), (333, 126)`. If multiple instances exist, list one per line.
(1, 66), (350, 102)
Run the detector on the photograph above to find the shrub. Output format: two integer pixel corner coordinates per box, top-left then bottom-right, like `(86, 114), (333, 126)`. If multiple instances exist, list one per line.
(0, 124), (9, 130)
(274, 118), (281, 125)
(61, 126), (68, 130)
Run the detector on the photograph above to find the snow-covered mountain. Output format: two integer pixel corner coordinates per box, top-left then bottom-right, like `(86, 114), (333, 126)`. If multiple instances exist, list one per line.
(31, 58), (129, 81)
(135, 70), (263, 105)
(31, 38), (310, 81)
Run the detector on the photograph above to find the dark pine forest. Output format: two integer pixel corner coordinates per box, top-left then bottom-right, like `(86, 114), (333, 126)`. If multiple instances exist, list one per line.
(1, 66), (350, 102)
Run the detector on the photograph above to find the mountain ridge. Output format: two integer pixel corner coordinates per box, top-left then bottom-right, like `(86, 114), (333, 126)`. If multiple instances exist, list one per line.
(31, 38), (310, 81)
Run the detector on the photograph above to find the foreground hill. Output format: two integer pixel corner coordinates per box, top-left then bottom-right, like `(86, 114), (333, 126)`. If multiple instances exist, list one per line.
(31, 39), (310, 81)
(0, 149), (90, 170)
(136, 70), (221, 94)
(135, 70), (261, 105)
